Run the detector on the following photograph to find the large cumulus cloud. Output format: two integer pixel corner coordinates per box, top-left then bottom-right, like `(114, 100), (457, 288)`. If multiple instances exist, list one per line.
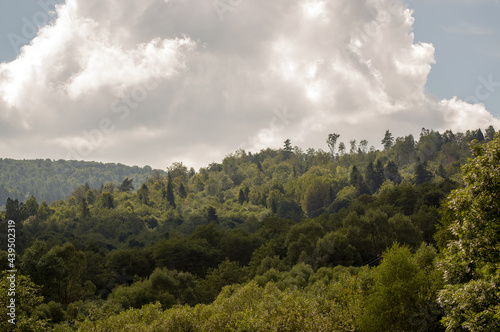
(0, 0), (498, 169)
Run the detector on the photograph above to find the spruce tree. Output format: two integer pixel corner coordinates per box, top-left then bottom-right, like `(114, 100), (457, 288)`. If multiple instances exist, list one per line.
(238, 188), (246, 205)
(179, 183), (187, 199)
(166, 175), (176, 209)
(415, 161), (433, 185)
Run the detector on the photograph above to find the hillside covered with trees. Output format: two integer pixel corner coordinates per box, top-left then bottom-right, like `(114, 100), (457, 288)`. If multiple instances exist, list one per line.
(1, 126), (499, 331)
(0, 159), (165, 206)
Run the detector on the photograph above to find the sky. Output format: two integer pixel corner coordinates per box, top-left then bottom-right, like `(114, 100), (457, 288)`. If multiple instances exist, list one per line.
(0, 0), (499, 170)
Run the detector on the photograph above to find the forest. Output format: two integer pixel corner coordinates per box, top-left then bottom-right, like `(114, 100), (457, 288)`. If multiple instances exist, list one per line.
(0, 159), (164, 206)
(0, 126), (499, 331)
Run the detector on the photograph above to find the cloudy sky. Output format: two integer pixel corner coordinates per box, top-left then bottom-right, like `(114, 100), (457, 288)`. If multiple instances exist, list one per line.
(0, 0), (499, 170)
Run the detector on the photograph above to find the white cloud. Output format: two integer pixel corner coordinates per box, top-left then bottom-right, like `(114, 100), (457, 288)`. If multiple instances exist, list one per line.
(0, 0), (499, 170)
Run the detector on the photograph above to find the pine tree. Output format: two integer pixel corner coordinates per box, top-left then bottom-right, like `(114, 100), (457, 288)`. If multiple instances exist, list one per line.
(138, 183), (149, 205)
(207, 206), (218, 223)
(485, 125), (496, 142)
(100, 192), (114, 209)
(350, 166), (361, 186)
(79, 198), (90, 218)
(256, 160), (263, 172)
(238, 188), (246, 205)
(375, 160), (385, 187)
(476, 128), (485, 142)
(385, 161), (401, 184)
(365, 161), (377, 194)
(365, 161), (384, 194)
(5, 197), (20, 221)
(166, 175), (176, 209)
(270, 199), (278, 214)
(438, 164), (447, 178)
(179, 183), (187, 199)
(283, 139), (293, 159)
(244, 186), (250, 203)
(414, 161), (433, 185)
(118, 177), (134, 192)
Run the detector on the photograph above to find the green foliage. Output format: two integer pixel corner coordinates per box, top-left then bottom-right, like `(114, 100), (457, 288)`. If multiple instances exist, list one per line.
(0, 159), (161, 205)
(77, 280), (359, 331)
(415, 161), (433, 185)
(4, 126), (495, 330)
(118, 177), (134, 192)
(0, 272), (49, 331)
(33, 300), (67, 324)
(438, 133), (500, 331)
(166, 175), (176, 209)
(358, 243), (443, 332)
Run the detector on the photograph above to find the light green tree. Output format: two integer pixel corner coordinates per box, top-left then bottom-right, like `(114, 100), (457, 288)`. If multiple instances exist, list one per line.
(358, 243), (443, 332)
(438, 133), (500, 331)
(0, 272), (49, 331)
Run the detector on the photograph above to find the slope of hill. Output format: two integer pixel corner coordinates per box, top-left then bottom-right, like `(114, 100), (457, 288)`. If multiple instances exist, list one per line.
(0, 126), (497, 331)
(0, 159), (165, 206)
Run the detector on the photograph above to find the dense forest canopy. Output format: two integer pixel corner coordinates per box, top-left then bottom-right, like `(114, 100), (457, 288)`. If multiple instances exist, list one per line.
(0, 126), (499, 331)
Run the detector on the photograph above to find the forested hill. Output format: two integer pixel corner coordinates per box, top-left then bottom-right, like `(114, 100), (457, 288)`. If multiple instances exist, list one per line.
(0, 159), (165, 205)
(0, 126), (492, 208)
(0, 126), (498, 331)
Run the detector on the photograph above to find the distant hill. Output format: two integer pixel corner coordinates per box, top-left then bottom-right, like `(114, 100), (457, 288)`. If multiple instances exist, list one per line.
(0, 159), (165, 205)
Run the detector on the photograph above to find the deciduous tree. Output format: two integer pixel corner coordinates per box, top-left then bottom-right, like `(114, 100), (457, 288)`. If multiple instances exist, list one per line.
(438, 133), (500, 331)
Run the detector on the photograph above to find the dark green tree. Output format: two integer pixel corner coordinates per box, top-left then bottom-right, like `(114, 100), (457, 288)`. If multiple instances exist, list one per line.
(78, 198), (90, 218)
(415, 161), (433, 185)
(437, 163), (447, 178)
(100, 192), (114, 209)
(485, 125), (496, 142)
(179, 183), (187, 199)
(365, 161), (384, 194)
(207, 206), (218, 223)
(118, 177), (134, 192)
(244, 186), (250, 203)
(166, 175), (176, 209)
(238, 188), (246, 205)
(283, 139), (293, 159)
(23, 196), (39, 218)
(303, 180), (330, 217)
(476, 128), (485, 142)
(256, 160), (263, 172)
(384, 161), (401, 184)
(350, 166), (369, 196)
(5, 198), (21, 221)
(36, 201), (54, 220)
(350, 166), (361, 187)
(137, 183), (149, 205)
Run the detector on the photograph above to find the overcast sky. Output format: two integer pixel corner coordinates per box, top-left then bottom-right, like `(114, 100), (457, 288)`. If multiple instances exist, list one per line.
(0, 0), (499, 170)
